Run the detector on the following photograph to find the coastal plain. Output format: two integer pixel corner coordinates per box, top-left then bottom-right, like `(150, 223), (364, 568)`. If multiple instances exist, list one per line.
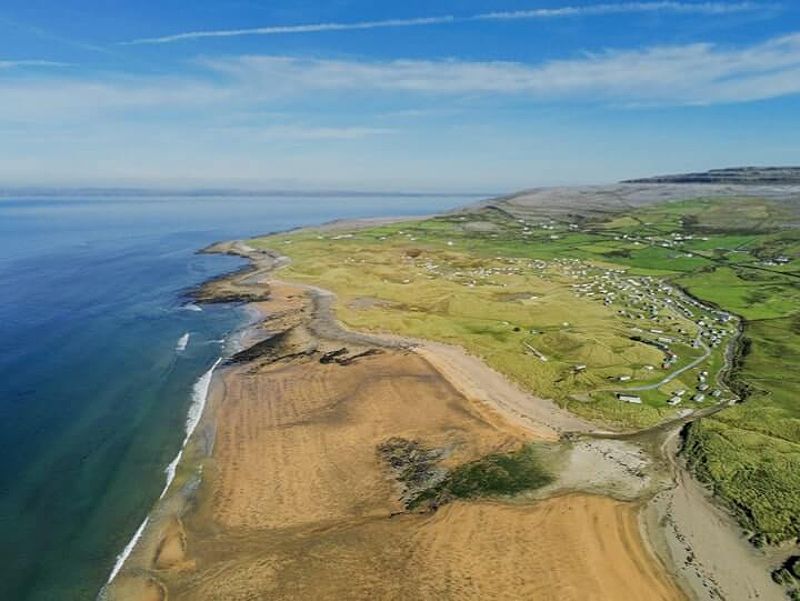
(108, 180), (800, 601)
(114, 281), (684, 601)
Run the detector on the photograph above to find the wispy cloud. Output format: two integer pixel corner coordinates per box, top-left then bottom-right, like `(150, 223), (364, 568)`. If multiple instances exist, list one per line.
(200, 32), (800, 105)
(257, 125), (396, 140)
(126, 2), (772, 45)
(0, 59), (70, 69)
(0, 77), (228, 120)
(3, 31), (800, 124)
(126, 16), (455, 45)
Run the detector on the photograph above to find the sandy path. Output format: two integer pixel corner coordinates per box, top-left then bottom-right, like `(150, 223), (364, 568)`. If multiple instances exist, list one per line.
(415, 341), (593, 440)
(645, 430), (785, 601)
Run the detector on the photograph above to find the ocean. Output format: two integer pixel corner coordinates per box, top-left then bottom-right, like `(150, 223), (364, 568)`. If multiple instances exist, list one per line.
(0, 193), (474, 600)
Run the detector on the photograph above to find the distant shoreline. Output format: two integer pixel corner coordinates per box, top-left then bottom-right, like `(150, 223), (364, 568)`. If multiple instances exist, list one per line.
(0, 188), (495, 199)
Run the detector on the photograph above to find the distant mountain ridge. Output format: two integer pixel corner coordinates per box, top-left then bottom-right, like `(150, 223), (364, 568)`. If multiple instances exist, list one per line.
(624, 166), (800, 185)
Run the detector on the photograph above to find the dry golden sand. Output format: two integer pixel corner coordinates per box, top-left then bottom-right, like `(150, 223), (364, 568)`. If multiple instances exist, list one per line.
(410, 495), (680, 601)
(137, 346), (687, 601)
(414, 340), (593, 439)
(171, 495), (682, 601)
(207, 351), (518, 531)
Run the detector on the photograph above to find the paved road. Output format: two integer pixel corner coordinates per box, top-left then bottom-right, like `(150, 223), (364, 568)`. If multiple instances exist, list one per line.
(624, 339), (711, 392)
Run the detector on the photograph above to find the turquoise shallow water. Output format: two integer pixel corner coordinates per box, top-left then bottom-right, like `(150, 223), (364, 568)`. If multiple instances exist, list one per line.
(0, 193), (472, 600)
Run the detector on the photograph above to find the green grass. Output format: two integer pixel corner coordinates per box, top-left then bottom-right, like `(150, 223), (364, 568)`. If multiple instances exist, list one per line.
(676, 237), (800, 543)
(566, 393), (669, 429)
(677, 267), (800, 320)
(683, 419), (800, 544)
(578, 199), (800, 546)
(255, 225), (678, 407)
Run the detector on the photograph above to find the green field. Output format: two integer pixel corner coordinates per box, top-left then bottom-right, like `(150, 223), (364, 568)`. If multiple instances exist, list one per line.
(251, 195), (800, 544)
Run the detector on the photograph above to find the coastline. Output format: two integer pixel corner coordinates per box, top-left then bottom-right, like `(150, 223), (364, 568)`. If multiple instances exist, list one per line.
(99, 240), (287, 598)
(99, 289), (271, 599)
(99, 358), (224, 598)
(100, 231), (319, 598)
(102, 214), (779, 601)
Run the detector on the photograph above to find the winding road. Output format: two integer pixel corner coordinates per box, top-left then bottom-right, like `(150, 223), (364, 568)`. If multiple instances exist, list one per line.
(624, 338), (711, 392)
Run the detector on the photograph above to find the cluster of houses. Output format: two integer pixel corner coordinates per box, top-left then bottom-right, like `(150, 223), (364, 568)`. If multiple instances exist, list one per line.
(408, 253), (604, 292)
(337, 222), (739, 411)
(413, 256), (526, 289)
(617, 375), (724, 406)
(413, 252), (740, 414)
(565, 266), (736, 409)
(612, 231), (710, 254)
(760, 255), (792, 266)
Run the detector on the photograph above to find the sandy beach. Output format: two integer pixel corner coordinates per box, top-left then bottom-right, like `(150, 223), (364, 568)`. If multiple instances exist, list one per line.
(102, 231), (786, 601)
(103, 253), (696, 601)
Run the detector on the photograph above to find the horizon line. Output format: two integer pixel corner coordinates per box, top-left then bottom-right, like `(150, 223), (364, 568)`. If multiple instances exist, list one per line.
(0, 185), (500, 199)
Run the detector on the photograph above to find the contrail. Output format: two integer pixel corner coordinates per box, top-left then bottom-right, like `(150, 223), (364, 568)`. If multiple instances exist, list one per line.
(125, 2), (772, 45)
(125, 15), (456, 44)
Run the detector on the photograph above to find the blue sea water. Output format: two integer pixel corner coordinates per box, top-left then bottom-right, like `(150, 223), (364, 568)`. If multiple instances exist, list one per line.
(0, 193), (473, 601)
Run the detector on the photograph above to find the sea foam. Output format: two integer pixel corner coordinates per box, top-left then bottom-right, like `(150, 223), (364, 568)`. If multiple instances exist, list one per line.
(105, 515), (150, 585)
(103, 357), (221, 589)
(176, 332), (190, 352)
(183, 358), (221, 448)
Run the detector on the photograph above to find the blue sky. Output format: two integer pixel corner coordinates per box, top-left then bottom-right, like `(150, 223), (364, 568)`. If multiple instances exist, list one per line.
(1, 1), (799, 191)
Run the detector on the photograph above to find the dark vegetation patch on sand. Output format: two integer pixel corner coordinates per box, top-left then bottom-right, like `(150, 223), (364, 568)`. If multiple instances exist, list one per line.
(380, 438), (553, 511)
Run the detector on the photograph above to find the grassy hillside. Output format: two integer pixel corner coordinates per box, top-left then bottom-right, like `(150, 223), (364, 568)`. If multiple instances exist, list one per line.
(680, 272), (800, 543)
(251, 194), (800, 543)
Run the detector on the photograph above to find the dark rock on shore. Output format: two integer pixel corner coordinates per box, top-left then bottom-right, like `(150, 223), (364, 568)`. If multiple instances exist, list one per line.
(225, 330), (292, 365)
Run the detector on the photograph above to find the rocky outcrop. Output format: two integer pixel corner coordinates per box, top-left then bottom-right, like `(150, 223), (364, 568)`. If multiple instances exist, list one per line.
(624, 166), (800, 185)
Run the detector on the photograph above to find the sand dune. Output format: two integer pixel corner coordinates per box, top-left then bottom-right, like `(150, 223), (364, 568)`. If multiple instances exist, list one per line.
(415, 340), (593, 439)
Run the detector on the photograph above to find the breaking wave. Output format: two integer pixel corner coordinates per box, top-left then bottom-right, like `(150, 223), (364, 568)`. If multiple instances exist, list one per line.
(176, 332), (190, 352)
(102, 357), (222, 590)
